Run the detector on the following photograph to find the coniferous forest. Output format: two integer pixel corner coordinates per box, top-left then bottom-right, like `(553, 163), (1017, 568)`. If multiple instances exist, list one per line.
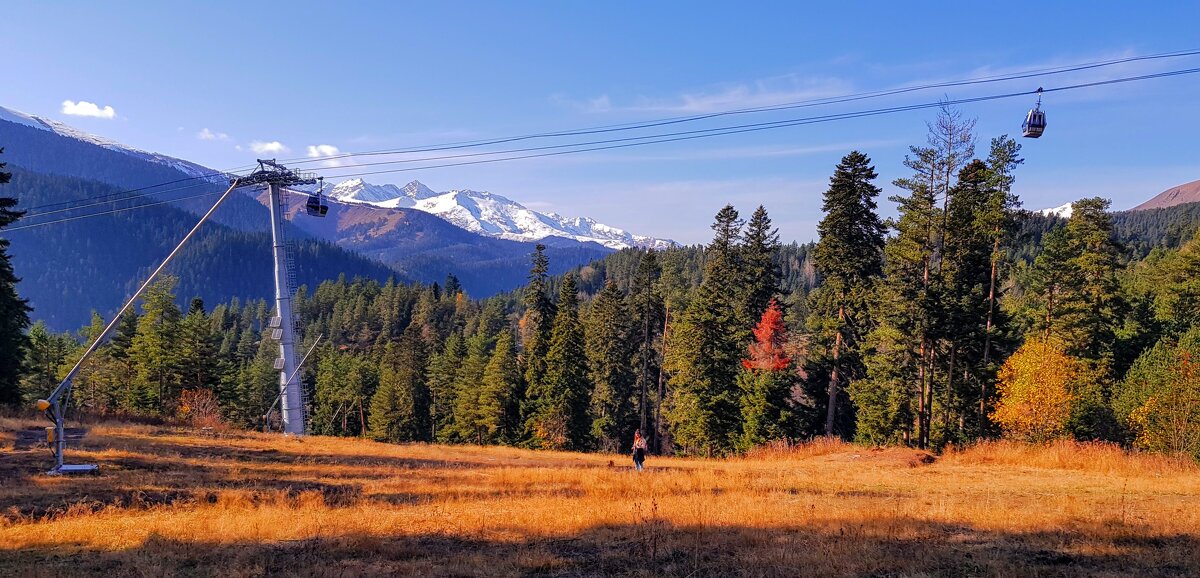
(5, 107), (1200, 461)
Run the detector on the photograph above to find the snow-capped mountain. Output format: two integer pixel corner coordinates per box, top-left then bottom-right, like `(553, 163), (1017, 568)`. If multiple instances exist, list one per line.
(0, 104), (671, 250)
(327, 178), (674, 250)
(1037, 202), (1074, 219)
(0, 106), (228, 186)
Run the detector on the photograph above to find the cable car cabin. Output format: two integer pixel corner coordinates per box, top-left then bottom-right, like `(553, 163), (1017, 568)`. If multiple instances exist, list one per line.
(1022, 108), (1046, 138)
(305, 193), (329, 217)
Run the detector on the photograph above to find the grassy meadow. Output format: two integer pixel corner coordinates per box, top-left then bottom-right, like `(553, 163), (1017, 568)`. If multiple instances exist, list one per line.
(2, 417), (1199, 577)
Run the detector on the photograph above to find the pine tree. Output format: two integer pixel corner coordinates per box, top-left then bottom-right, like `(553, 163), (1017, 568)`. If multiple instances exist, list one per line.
(126, 276), (183, 414)
(738, 299), (795, 449)
(177, 298), (218, 396)
(811, 151), (885, 436)
(478, 330), (523, 444)
(665, 206), (745, 455)
(587, 280), (635, 452)
(451, 330), (495, 443)
(741, 206), (782, 326)
(0, 148), (30, 407)
(369, 327), (431, 443)
(529, 273), (591, 450)
(426, 332), (465, 441)
(521, 244), (555, 409)
(628, 250), (663, 436)
(313, 350), (378, 436)
(20, 322), (73, 403)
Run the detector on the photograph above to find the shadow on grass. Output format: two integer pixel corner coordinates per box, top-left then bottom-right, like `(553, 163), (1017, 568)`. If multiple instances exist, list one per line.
(3, 517), (1197, 577)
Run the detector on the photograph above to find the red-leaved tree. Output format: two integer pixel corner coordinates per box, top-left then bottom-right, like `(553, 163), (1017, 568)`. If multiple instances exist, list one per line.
(743, 299), (790, 371)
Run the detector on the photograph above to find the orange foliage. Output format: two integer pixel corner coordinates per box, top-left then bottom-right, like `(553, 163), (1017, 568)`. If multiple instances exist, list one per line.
(2, 419), (1200, 575)
(991, 338), (1078, 442)
(742, 299), (790, 371)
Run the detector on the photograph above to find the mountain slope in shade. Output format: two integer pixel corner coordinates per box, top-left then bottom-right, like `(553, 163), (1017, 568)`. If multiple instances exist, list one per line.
(1132, 179), (1200, 211)
(0, 105), (227, 185)
(327, 178), (674, 250)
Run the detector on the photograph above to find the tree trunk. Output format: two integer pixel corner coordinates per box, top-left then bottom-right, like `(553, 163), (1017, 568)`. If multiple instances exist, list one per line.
(655, 301), (669, 454)
(824, 304), (846, 436)
(640, 284), (651, 434)
(981, 232), (1000, 431)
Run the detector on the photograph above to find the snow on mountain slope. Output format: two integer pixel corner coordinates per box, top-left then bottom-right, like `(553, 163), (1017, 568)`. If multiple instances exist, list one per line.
(1037, 202), (1074, 219)
(0, 105), (228, 185)
(327, 178), (674, 250)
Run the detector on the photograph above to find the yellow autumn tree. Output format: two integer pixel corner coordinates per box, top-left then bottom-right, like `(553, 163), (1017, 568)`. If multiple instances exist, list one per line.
(992, 338), (1079, 442)
(1115, 330), (1200, 459)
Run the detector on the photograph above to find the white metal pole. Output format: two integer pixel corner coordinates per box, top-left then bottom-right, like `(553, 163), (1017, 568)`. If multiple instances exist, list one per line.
(267, 183), (304, 435)
(40, 179), (241, 473)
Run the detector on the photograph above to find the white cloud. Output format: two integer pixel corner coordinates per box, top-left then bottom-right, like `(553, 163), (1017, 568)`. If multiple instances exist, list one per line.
(197, 128), (230, 141)
(61, 100), (116, 119)
(306, 144), (344, 167)
(249, 140), (289, 154)
(558, 74), (853, 115)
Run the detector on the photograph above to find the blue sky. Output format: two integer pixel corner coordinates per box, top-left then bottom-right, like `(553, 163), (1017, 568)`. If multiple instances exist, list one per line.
(3, 2), (1199, 244)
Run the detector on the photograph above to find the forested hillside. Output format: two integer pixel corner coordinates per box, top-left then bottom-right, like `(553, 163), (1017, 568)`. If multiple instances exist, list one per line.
(10, 108), (1200, 465)
(5, 168), (401, 330)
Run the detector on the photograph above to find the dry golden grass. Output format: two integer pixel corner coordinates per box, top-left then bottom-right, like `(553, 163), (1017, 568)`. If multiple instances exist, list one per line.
(2, 418), (1199, 577)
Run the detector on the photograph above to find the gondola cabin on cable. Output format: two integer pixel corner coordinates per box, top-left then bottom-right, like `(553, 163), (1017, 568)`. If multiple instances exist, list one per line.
(1022, 87), (1046, 139)
(306, 177), (329, 217)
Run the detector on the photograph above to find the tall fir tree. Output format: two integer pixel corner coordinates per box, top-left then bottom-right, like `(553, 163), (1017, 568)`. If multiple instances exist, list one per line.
(665, 206), (745, 455)
(628, 250), (663, 436)
(369, 326), (431, 442)
(478, 330), (524, 444)
(521, 244), (555, 411)
(177, 298), (218, 395)
(450, 329), (497, 443)
(426, 332), (465, 441)
(126, 276), (183, 414)
(741, 206), (782, 327)
(0, 148), (30, 407)
(587, 280), (636, 452)
(529, 273), (591, 450)
(810, 151), (885, 437)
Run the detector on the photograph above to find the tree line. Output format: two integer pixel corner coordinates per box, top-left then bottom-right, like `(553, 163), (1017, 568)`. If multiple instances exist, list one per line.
(5, 110), (1200, 460)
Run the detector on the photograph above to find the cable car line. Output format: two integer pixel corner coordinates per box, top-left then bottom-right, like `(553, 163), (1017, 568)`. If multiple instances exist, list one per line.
(284, 48), (1200, 167)
(15, 48), (1200, 217)
(8, 64), (1200, 233)
(310, 66), (1200, 180)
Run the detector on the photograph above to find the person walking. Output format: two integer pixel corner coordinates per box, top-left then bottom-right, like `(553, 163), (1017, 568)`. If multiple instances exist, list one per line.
(631, 429), (648, 471)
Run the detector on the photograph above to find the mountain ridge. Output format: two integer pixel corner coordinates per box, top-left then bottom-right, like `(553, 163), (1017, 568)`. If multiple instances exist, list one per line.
(326, 177), (674, 250)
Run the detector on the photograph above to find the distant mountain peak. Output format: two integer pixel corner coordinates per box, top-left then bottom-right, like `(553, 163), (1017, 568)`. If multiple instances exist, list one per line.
(1132, 179), (1200, 211)
(327, 178), (673, 250)
(1037, 202), (1074, 219)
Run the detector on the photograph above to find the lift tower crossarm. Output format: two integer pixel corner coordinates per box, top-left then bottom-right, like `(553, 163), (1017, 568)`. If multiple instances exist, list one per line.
(38, 178), (242, 475)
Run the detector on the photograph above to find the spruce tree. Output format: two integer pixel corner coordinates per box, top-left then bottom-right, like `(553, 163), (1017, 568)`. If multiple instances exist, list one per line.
(127, 276), (183, 413)
(451, 330), (495, 443)
(529, 273), (591, 450)
(426, 332), (465, 441)
(741, 206), (782, 326)
(478, 330), (523, 444)
(665, 206), (745, 455)
(0, 148), (30, 407)
(177, 298), (218, 395)
(20, 322), (73, 404)
(628, 250), (663, 435)
(587, 280), (635, 452)
(810, 151), (885, 436)
(521, 244), (555, 409)
(369, 326), (430, 442)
